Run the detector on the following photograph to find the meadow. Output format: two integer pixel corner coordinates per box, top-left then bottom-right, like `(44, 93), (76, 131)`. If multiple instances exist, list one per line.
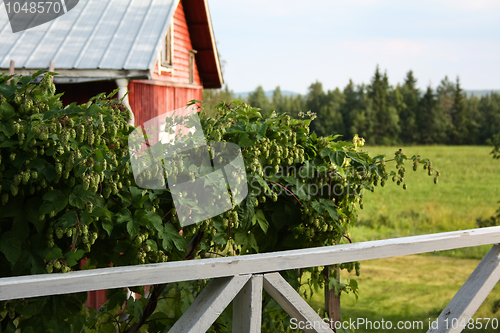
(307, 145), (500, 332)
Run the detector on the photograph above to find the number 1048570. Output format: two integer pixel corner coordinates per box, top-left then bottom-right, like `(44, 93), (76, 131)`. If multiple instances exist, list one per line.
(5, 2), (62, 14)
(444, 318), (499, 330)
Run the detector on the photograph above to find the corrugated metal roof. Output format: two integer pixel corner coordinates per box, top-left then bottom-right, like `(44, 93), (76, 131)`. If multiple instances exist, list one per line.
(0, 0), (178, 71)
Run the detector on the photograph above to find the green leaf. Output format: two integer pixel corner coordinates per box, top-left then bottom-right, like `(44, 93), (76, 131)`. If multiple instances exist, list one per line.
(69, 185), (94, 209)
(349, 278), (358, 291)
(115, 208), (142, 237)
(0, 231), (22, 265)
(41, 164), (57, 182)
(213, 232), (228, 245)
(74, 165), (87, 177)
(94, 149), (104, 161)
(101, 218), (113, 236)
(145, 210), (163, 232)
(127, 217), (140, 238)
(234, 231), (258, 253)
(329, 277), (341, 295)
(116, 208), (132, 224)
(299, 161), (315, 178)
(45, 247), (63, 262)
(0, 121), (15, 138)
(26, 158), (47, 171)
(240, 194), (256, 230)
(146, 239), (158, 251)
(129, 186), (148, 208)
(318, 198), (339, 221)
(19, 75), (33, 85)
(347, 151), (368, 167)
(64, 249), (85, 267)
(40, 190), (68, 215)
(31, 69), (47, 80)
(256, 123), (268, 137)
(0, 101), (15, 121)
(106, 288), (128, 311)
(252, 209), (269, 233)
(0, 83), (16, 98)
(56, 211), (78, 228)
(238, 134), (254, 147)
(86, 104), (101, 117)
(134, 299), (144, 321)
(320, 148), (346, 166)
(160, 224), (186, 252)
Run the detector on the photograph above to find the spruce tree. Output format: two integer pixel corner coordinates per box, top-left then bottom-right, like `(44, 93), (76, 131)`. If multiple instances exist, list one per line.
(313, 88), (346, 137)
(417, 86), (447, 143)
(399, 70), (419, 143)
(436, 76), (455, 143)
(350, 84), (376, 144)
(450, 77), (468, 144)
(466, 95), (482, 144)
(341, 79), (358, 139)
(306, 81), (326, 134)
(478, 92), (500, 144)
(272, 86), (284, 114)
(368, 66), (400, 144)
(248, 85), (271, 113)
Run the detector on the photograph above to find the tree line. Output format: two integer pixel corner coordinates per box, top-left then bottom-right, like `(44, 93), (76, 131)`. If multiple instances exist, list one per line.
(203, 66), (500, 145)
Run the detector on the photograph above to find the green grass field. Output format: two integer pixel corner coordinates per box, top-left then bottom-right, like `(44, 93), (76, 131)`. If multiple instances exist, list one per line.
(306, 146), (500, 332)
(355, 145), (500, 259)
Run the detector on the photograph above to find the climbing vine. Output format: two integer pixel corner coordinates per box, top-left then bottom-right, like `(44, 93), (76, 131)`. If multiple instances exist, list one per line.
(0, 72), (438, 332)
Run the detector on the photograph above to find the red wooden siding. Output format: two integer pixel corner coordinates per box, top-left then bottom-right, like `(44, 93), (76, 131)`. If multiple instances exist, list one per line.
(151, 1), (202, 86)
(128, 81), (202, 127)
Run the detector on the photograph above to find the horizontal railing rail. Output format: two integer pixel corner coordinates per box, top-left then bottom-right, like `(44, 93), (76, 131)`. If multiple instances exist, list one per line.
(1, 226), (500, 301)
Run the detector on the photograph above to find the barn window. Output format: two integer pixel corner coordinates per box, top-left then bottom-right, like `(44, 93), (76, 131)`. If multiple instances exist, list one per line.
(161, 24), (173, 67)
(189, 49), (197, 83)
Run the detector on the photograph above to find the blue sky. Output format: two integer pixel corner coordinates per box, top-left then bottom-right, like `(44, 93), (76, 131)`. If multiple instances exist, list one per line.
(207, 0), (500, 94)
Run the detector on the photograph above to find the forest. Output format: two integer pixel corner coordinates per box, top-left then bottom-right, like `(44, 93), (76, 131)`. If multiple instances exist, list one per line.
(204, 66), (500, 146)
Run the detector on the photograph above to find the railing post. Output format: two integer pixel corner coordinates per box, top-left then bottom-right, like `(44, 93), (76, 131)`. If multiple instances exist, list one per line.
(428, 244), (500, 333)
(324, 267), (341, 330)
(263, 273), (334, 333)
(233, 274), (263, 333)
(168, 275), (251, 333)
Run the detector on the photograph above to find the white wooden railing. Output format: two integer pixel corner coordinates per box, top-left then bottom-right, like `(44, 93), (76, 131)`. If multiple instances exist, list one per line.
(1, 226), (500, 333)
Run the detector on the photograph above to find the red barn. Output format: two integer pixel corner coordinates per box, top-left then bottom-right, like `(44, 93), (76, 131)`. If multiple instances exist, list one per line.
(0, 0), (222, 309)
(0, 0), (223, 128)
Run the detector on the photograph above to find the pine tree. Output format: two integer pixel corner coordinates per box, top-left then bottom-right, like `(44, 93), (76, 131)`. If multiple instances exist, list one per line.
(466, 95), (482, 144)
(248, 85), (271, 113)
(478, 92), (500, 144)
(313, 88), (346, 137)
(306, 81), (326, 134)
(272, 86), (284, 114)
(350, 84), (376, 144)
(450, 77), (468, 144)
(341, 80), (358, 139)
(436, 76), (455, 142)
(368, 66), (400, 144)
(399, 70), (419, 143)
(417, 86), (447, 144)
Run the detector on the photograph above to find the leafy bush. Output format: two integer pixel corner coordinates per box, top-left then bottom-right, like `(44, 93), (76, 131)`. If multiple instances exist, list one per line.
(0, 72), (438, 332)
